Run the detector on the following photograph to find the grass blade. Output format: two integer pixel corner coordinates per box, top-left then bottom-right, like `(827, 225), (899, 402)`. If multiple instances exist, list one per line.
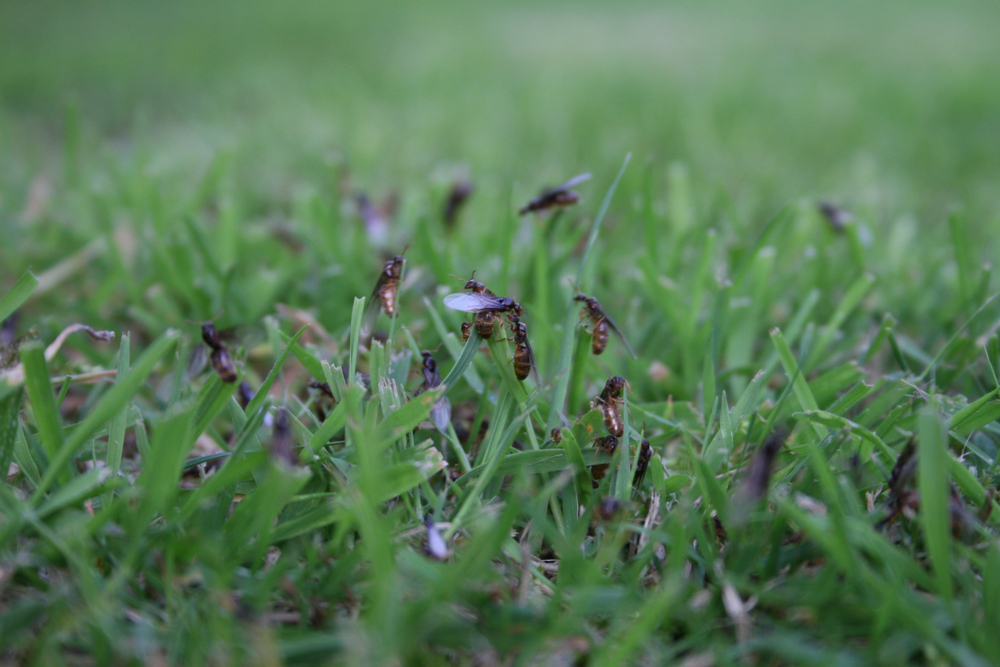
(0, 270), (38, 324)
(19, 343), (66, 481)
(106, 333), (130, 481)
(918, 407), (954, 603)
(244, 324), (309, 418)
(30, 330), (179, 503)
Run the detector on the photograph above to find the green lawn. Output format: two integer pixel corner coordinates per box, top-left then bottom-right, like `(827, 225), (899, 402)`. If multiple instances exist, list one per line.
(2, 1), (1000, 664)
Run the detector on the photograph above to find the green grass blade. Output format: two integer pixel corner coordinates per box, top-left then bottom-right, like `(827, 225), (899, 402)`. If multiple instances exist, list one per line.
(244, 324), (309, 418)
(190, 373), (240, 444)
(309, 401), (347, 450)
(30, 329), (179, 503)
(771, 328), (823, 437)
(0, 387), (24, 484)
(131, 406), (194, 532)
(105, 333), (130, 481)
(0, 270), (39, 324)
(440, 330), (483, 392)
(348, 297), (364, 383)
(918, 407), (954, 603)
(19, 343), (66, 480)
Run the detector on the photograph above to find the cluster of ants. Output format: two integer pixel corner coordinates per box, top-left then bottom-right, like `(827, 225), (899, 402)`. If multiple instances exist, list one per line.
(192, 174), (655, 526)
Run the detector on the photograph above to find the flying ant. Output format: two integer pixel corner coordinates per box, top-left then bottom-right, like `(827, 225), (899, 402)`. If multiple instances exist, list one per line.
(269, 407), (297, 467)
(355, 191), (397, 247)
(508, 317), (539, 383)
(573, 293), (636, 358)
(519, 173), (592, 216)
(442, 180), (474, 228)
(363, 246), (410, 333)
(818, 201), (852, 233)
(202, 322), (238, 383)
(418, 350), (452, 432)
(633, 438), (652, 490)
(443, 273), (523, 340)
(590, 434), (618, 486)
(424, 514), (449, 560)
(593, 376), (628, 438)
(594, 496), (625, 522)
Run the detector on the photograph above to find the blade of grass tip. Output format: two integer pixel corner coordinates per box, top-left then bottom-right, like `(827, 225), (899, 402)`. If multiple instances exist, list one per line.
(106, 333), (130, 481)
(321, 361), (347, 402)
(31, 330), (179, 504)
(349, 297), (365, 384)
(0, 270), (39, 324)
(20, 343), (67, 483)
(918, 407), (954, 605)
(546, 155), (630, 432)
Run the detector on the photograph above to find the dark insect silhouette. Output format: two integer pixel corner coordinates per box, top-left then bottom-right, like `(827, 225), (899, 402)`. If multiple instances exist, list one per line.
(443, 180), (474, 228)
(202, 322), (238, 383)
(269, 407), (297, 467)
(594, 496), (625, 522)
(355, 191), (397, 246)
(733, 430), (784, 510)
(419, 351), (452, 432)
(460, 321), (472, 343)
(633, 438), (652, 490)
(818, 201), (852, 232)
(573, 293), (636, 358)
(519, 173), (591, 216)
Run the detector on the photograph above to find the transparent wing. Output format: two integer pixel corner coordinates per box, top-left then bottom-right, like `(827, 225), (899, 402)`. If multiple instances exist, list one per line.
(430, 396), (452, 432)
(557, 172), (592, 190)
(602, 313), (637, 359)
(443, 292), (508, 312)
(363, 275), (389, 333)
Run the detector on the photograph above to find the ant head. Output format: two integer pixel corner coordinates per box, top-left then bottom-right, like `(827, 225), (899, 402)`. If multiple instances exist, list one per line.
(421, 342), (444, 356)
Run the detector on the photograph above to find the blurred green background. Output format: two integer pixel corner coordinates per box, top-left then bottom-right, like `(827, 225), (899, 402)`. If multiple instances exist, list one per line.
(3, 0), (999, 223)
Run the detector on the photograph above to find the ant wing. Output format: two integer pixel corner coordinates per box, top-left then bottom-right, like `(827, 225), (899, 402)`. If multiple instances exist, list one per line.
(363, 274), (390, 333)
(556, 172), (592, 191)
(443, 292), (507, 312)
(601, 312), (638, 359)
(186, 343), (208, 379)
(522, 334), (542, 386)
(430, 396), (452, 433)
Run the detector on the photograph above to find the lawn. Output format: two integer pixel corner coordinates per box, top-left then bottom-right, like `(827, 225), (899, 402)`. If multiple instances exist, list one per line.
(2, 0), (1000, 664)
